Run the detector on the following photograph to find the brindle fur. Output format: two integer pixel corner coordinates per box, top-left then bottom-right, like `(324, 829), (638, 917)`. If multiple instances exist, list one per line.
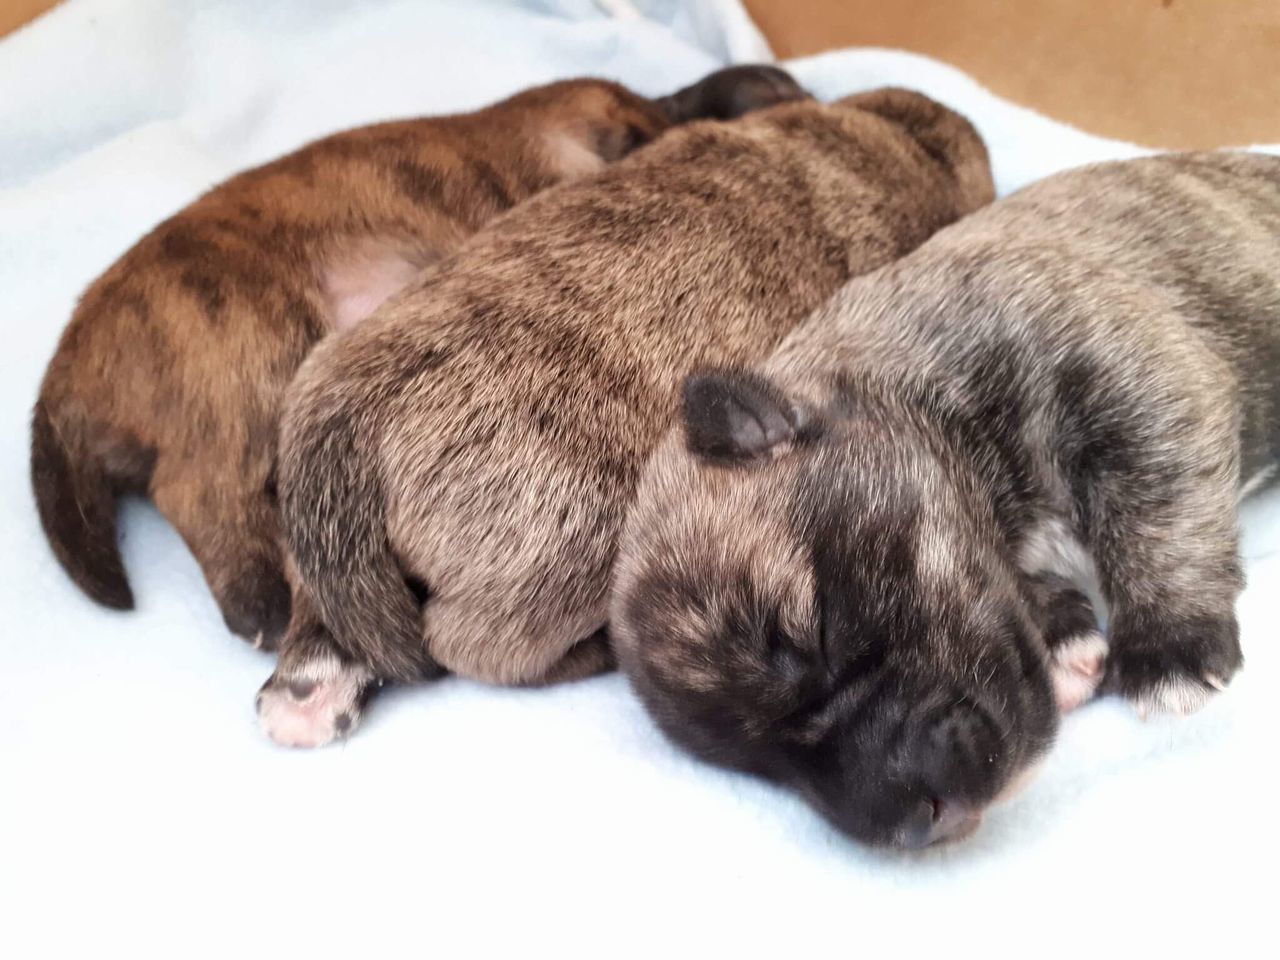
(612, 152), (1280, 848)
(267, 89), (994, 746)
(30, 66), (804, 647)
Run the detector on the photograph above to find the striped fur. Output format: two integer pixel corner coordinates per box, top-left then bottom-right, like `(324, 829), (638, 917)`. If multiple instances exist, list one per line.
(30, 66), (803, 648)
(612, 152), (1280, 847)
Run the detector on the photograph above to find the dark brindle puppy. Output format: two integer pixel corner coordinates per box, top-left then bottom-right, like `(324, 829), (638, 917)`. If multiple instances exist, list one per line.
(263, 89), (995, 747)
(30, 66), (803, 648)
(613, 152), (1280, 849)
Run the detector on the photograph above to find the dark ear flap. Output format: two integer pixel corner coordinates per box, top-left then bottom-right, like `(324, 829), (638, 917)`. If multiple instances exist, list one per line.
(683, 369), (806, 464)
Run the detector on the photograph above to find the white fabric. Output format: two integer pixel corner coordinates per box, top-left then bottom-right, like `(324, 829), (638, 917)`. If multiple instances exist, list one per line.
(2, 2), (1275, 956)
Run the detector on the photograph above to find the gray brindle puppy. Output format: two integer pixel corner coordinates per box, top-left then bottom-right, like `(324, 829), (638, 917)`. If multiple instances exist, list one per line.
(265, 89), (995, 747)
(612, 152), (1280, 849)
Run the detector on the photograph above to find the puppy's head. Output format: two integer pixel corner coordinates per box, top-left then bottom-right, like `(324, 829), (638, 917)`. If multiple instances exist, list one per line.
(613, 369), (1058, 849)
(509, 67), (808, 169)
(656, 64), (810, 123)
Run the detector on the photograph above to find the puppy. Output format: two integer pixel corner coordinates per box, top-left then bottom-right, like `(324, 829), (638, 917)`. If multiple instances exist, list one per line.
(262, 88), (995, 746)
(612, 152), (1280, 849)
(29, 65), (803, 648)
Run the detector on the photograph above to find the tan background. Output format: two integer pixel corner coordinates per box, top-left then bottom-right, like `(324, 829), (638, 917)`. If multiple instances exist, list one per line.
(6, 0), (1278, 148)
(746, 0), (1280, 148)
(0, 0), (55, 38)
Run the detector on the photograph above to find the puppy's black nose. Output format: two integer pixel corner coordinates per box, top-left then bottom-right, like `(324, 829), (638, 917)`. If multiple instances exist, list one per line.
(896, 703), (1003, 847)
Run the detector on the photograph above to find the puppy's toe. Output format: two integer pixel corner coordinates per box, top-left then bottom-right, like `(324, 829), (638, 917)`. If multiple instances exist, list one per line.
(256, 665), (368, 748)
(1050, 631), (1108, 712)
(1129, 673), (1226, 720)
(1107, 618), (1241, 719)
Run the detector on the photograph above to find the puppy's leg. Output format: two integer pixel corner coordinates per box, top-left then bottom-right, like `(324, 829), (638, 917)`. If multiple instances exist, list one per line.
(422, 546), (614, 687)
(528, 629), (616, 685)
(1083, 399), (1244, 717)
(151, 462), (292, 649)
(1025, 572), (1107, 712)
(256, 587), (379, 748)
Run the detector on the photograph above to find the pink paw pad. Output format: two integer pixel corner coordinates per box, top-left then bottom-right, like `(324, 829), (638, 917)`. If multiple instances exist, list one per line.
(257, 671), (366, 748)
(1050, 632), (1109, 713)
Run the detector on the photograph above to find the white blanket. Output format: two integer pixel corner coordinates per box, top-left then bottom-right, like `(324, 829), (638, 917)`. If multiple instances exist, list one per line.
(2, 2), (1274, 956)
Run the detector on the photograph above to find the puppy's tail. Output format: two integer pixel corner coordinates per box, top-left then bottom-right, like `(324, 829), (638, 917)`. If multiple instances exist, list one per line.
(30, 398), (134, 610)
(280, 392), (438, 683)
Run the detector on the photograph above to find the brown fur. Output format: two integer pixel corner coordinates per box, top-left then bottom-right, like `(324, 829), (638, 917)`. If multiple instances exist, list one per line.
(30, 66), (805, 645)
(266, 88), (994, 746)
(611, 152), (1280, 846)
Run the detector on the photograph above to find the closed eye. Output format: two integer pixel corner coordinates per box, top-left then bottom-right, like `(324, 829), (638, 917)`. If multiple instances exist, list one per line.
(817, 588), (834, 675)
(763, 606), (788, 659)
(761, 607), (815, 685)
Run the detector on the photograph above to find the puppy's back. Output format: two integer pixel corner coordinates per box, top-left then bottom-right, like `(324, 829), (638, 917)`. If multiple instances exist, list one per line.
(764, 151), (1280, 497)
(280, 93), (995, 681)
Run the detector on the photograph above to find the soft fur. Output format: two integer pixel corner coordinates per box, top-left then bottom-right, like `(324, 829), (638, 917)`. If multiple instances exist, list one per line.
(29, 66), (803, 647)
(265, 88), (995, 746)
(612, 152), (1280, 848)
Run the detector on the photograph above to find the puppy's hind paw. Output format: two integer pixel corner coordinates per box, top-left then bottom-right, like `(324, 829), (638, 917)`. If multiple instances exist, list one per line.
(1050, 631), (1108, 713)
(256, 660), (373, 748)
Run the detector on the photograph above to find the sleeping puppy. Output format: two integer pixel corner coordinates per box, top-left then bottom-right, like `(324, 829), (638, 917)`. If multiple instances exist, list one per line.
(612, 152), (1280, 849)
(29, 65), (803, 649)
(262, 89), (995, 747)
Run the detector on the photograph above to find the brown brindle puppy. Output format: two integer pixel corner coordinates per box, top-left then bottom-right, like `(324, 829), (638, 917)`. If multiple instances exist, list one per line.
(30, 66), (805, 648)
(612, 152), (1280, 850)
(263, 88), (995, 747)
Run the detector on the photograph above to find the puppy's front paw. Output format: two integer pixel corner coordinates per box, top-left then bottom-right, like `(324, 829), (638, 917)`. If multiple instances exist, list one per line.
(256, 662), (372, 748)
(1106, 613), (1241, 719)
(1050, 631), (1108, 713)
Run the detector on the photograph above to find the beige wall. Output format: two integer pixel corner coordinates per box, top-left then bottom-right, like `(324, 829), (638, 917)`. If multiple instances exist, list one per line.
(7, 1), (1277, 148)
(0, 0), (59, 38)
(745, 0), (1280, 149)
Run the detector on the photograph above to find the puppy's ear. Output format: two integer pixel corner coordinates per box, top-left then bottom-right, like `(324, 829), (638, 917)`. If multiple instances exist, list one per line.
(835, 87), (994, 211)
(683, 369), (807, 464)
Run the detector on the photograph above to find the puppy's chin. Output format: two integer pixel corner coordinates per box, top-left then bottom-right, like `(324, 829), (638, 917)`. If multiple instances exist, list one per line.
(831, 761), (1045, 851)
(993, 755), (1047, 807)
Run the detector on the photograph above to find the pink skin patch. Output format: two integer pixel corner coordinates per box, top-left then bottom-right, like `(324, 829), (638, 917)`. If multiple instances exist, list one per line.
(1050, 631), (1109, 713)
(540, 129), (608, 181)
(322, 242), (432, 331)
(928, 800), (984, 846)
(257, 663), (371, 749)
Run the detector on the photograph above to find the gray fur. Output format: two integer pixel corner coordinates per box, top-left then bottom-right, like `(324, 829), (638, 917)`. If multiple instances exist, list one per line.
(613, 152), (1280, 846)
